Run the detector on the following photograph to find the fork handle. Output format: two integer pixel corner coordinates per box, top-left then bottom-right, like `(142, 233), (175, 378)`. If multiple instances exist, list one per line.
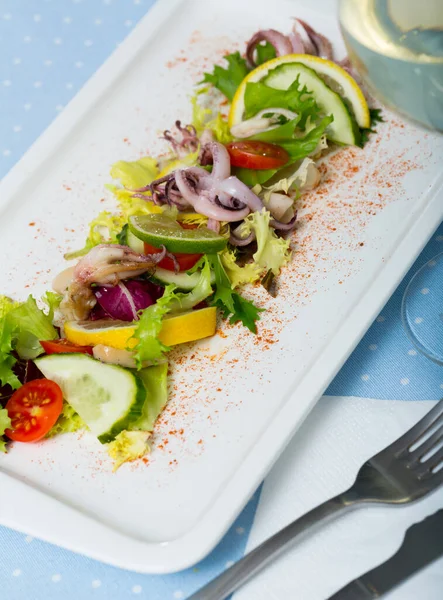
(188, 492), (357, 600)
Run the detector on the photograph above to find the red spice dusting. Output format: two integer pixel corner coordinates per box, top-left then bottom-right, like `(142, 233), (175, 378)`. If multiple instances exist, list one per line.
(7, 28), (437, 478)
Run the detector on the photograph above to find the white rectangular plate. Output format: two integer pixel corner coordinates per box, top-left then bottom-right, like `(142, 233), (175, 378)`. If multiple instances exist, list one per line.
(1, 0), (443, 574)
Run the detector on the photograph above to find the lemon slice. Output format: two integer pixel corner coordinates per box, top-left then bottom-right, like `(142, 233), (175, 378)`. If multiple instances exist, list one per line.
(229, 54), (370, 131)
(65, 320), (137, 350)
(64, 307), (217, 349)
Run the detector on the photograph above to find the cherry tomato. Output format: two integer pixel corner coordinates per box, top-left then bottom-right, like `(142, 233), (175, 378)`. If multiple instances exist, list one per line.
(144, 222), (202, 272)
(5, 379), (63, 442)
(40, 339), (94, 356)
(144, 243), (202, 271)
(226, 141), (289, 170)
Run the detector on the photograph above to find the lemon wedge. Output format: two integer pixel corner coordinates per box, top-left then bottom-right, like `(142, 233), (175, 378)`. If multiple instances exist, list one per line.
(64, 307), (217, 349)
(229, 54), (370, 131)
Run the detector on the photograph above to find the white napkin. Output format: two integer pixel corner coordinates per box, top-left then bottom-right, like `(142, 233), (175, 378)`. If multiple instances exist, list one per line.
(233, 396), (443, 600)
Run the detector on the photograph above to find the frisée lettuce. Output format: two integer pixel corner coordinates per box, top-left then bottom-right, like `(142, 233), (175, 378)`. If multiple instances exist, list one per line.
(239, 209), (291, 275)
(0, 408), (11, 453)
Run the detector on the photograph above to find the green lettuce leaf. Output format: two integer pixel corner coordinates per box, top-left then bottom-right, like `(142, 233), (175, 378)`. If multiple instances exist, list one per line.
(207, 254), (263, 333)
(46, 402), (86, 439)
(131, 261), (214, 366)
(359, 108), (384, 147)
(248, 117), (301, 143)
(220, 249), (262, 288)
(255, 42), (277, 65)
(191, 92), (212, 131)
(110, 156), (159, 190)
(233, 167), (279, 187)
(240, 209), (291, 275)
(0, 296), (19, 319)
(132, 363), (168, 432)
(64, 210), (128, 260)
(191, 95), (232, 144)
(279, 115), (333, 162)
(130, 287), (176, 365)
(0, 313), (19, 390)
(106, 187), (163, 220)
(244, 78), (320, 125)
(0, 407), (11, 453)
(130, 285), (178, 366)
(107, 430), (150, 471)
(206, 113), (233, 144)
(106, 363), (168, 469)
(7, 296), (58, 360)
(41, 291), (62, 322)
(0, 295), (58, 388)
(261, 157), (321, 199)
(0, 296), (21, 390)
(201, 52), (249, 101)
(168, 257), (213, 312)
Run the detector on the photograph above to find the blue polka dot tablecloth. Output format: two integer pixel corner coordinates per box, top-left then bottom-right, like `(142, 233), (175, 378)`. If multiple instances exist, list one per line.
(1, 2), (443, 599)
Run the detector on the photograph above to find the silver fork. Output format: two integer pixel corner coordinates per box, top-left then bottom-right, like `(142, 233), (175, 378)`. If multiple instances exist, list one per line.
(189, 399), (443, 600)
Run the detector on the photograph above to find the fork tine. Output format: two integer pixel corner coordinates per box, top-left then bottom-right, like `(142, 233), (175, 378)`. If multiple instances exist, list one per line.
(407, 425), (443, 467)
(426, 446), (443, 472)
(415, 447), (443, 479)
(392, 399), (443, 455)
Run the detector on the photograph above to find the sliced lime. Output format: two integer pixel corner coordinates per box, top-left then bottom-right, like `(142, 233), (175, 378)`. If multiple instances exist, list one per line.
(128, 214), (228, 254)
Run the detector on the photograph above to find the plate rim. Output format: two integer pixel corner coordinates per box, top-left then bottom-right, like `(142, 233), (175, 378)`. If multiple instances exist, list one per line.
(1, 0), (443, 574)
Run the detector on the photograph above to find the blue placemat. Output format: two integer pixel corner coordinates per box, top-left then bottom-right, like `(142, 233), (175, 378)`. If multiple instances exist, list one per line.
(1, 2), (442, 598)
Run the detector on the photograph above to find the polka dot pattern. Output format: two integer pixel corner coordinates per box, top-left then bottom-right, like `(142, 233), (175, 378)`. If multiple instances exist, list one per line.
(0, 3), (261, 597)
(0, 490), (261, 600)
(327, 231), (443, 400)
(0, 0), (155, 177)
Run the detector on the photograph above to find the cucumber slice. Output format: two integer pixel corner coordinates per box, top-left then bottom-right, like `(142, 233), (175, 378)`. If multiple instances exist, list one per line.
(119, 224), (146, 253)
(264, 63), (360, 145)
(127, 229), (145, 254)
(153, 267), (215, 290)
(35, 353), (146, 443)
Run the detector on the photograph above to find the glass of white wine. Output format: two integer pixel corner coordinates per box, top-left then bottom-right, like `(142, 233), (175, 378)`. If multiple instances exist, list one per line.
(402, 253), (443, 366)
(340, 1), (443, 363)
(339, 0), (443, 132)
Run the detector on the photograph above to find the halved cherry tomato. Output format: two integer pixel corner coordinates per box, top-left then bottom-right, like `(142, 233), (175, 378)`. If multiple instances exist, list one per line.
(144, 243), (202, 271)
(144, 222), (202, 272)
(40, 339), (93, 356)
(5, 379), (63, 442)
(226, 141), (289, 170)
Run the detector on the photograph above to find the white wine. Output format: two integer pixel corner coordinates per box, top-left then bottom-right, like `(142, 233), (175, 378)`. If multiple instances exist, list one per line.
(340, 0), (443, 131)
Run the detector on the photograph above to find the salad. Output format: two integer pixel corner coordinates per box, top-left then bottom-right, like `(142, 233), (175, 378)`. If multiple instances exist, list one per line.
(0, 20), (382, 469)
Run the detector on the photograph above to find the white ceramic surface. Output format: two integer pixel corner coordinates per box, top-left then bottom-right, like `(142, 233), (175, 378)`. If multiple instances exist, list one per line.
(1, 0), (443, 574)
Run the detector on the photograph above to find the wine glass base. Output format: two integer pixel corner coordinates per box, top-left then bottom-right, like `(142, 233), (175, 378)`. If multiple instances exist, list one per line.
(402, 252), (443, 366)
